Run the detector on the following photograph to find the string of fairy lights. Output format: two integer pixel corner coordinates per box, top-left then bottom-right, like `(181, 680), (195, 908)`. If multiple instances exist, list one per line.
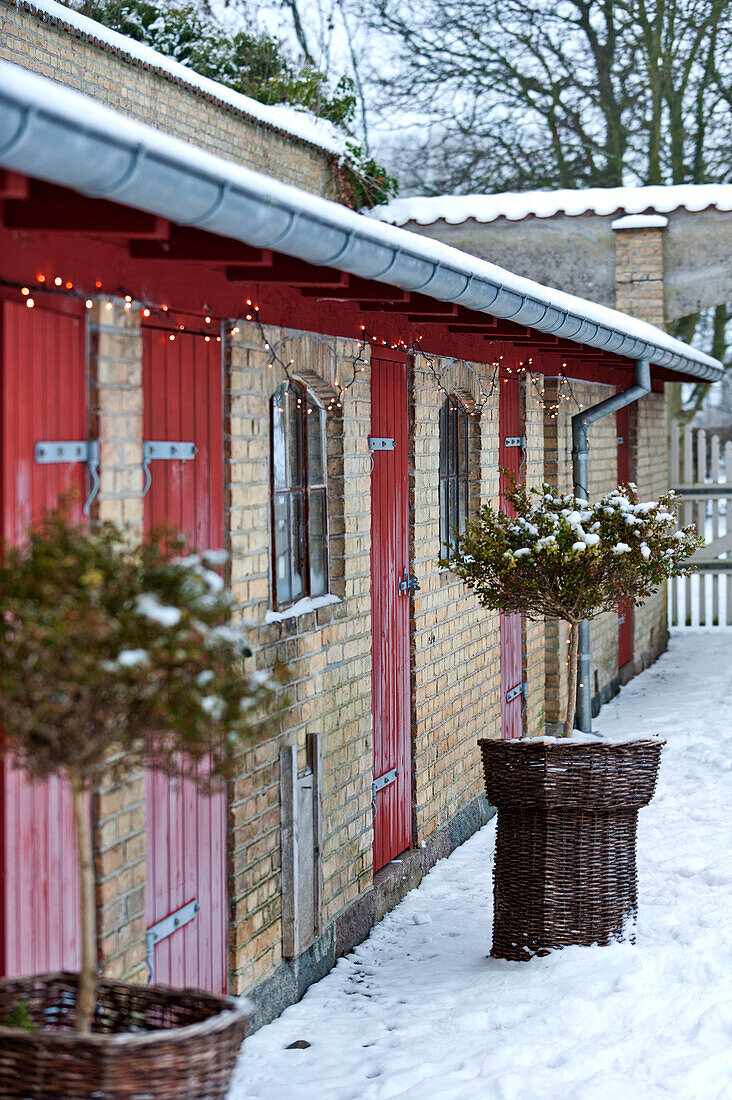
(0, 272), (583, 416)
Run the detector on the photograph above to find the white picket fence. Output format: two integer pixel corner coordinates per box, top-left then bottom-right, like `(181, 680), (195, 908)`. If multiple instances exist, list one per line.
(669, 426), (732, 628)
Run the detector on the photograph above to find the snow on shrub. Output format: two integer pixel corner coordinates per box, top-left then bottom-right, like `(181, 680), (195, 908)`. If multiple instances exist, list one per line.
(0, 510), (284, 1032)
(443, 481), (702, 735)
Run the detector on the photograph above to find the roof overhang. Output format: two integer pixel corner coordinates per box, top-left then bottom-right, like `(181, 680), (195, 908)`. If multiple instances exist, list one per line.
(0, 61), (723, 384)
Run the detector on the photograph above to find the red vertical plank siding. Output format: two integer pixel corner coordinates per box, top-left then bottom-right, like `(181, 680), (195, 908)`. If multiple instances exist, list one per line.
(616, 405), (633, 667)
(1, 300), (85, 976)
(370, 350), (412, 871)
(142, 327), (227, 994)
(499, 373), (524, 739)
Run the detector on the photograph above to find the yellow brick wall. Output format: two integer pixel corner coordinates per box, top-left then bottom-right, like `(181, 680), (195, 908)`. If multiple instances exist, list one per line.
(614, 228), (666, 329)
(225, 326), (373, 993)
(523, 372), (546, 736)
(88, 297), (147, 983)
(410, 354), (500, 842)
(631, 392), (669, 666)
(542, 377), (620, 729)
(1, 0), (338, 198)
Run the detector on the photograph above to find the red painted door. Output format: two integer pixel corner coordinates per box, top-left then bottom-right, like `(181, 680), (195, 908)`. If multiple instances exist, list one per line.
(1, 299), (85, 976)
(616, 405), (633, 668)
(142, 327), (227, 993)
(499, 372), (524, 739)
(371, 349), (412, 871)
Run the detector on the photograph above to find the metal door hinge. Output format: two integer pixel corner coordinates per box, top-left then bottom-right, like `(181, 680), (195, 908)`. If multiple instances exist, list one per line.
(617, 436), (624, 446)
(372, 768), (398, 800)
(368, 437), (395, 452)
(146, 898), (199, 983)
(142, 440), (196, 497)
(34, 439), (100, 516)
(398, 567), (420, 596)
(505, 681), (527, 704)
(504, 436), (526, 449)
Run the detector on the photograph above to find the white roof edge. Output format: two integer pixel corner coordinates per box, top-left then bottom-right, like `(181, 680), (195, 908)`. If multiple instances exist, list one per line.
(371, 184), (732, 227)
(0, 61), (723, 383)
(7, 0), (347, 156)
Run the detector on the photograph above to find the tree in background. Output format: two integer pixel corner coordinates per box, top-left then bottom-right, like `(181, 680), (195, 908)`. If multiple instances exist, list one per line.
(359, 0), (731, 399)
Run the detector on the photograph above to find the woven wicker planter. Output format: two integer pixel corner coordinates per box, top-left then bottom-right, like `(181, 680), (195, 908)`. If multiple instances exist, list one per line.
(0, 972), (250, 1099)
(478, 737), (664, 961)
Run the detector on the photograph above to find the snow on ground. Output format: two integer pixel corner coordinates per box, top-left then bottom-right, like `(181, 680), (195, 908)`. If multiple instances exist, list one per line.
(230, 632), (732, 1100)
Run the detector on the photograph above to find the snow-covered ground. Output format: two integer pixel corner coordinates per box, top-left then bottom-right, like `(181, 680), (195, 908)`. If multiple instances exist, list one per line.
(230, 632), (732, 1100)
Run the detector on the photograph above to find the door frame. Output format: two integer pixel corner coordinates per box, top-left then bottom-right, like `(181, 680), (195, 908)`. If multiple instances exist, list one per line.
(370, 346), (413, 871)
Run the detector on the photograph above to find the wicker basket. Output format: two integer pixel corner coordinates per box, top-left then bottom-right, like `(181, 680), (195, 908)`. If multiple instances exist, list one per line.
(478, 738), (664, 961)
(0, 972), (250, 1099)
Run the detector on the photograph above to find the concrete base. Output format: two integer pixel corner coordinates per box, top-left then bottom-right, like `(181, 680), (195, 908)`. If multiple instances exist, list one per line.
(245, 792), (493, 1031)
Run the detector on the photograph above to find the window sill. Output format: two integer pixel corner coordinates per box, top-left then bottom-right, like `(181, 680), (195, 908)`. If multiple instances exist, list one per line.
(265, 593), (341, 623)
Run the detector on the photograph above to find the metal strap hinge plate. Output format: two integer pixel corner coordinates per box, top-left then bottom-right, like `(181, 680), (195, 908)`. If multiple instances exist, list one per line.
(504, 436), (526, 448)
(369, 437), (396, 452)
(146, 899), (199, 983)
(34, 440), (100, 516)
(144, 441), (196, 462)
(505, 681), (527, 703)
(372, 768), (398, 798)
(142, 440), (196, 497)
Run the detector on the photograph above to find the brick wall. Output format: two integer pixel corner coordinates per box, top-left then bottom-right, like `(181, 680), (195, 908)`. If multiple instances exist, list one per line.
(410, 355), (500, 843)
(614, 227), (666, 328)
(88, 298), (147, 983)
(630, 392), (669, 670)
(0, 0), (338, 198)
(523, 373), (546, 736)
(225, 327), (373, 994)
(542, 377), (621, 729)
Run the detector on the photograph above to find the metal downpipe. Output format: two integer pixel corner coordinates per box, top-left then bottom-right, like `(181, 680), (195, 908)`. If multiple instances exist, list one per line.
(570, 359), (651, 732)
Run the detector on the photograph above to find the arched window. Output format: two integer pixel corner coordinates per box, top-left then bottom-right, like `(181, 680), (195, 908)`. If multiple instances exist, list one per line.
(271, 381), (328, 608)
(440, 397), (469, 556)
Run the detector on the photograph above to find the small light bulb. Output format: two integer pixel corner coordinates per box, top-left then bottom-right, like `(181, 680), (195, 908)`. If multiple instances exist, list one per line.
(54, 276), (62, 287)
(26, 298), (35, 309)
(169, 334), (176, 342)
(142, 308), (150, 318)
(85, 299), (93, 309)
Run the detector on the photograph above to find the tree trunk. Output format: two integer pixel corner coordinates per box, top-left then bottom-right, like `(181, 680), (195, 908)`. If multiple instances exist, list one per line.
(565, 621), (580, 736)
(69, 770), (98, 1033)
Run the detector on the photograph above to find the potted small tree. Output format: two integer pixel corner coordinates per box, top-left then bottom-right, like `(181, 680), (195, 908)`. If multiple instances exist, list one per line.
(0, 512), (281, 1099)
(445, 481), (701, 960)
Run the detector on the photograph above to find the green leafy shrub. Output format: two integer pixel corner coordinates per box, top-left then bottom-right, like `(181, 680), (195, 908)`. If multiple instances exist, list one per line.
(443, 481), (702, 735)
(0, 511), (282, 1031)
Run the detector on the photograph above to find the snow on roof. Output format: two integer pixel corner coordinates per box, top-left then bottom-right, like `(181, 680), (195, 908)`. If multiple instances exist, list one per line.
(0, 60), (723, 380)
(371, 185), (732, 226)
(13, 0), (347, 156)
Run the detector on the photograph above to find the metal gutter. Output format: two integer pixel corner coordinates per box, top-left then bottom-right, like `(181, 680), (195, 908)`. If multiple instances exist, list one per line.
(0, 60), (724, 382)
(571, 360), (651, 732)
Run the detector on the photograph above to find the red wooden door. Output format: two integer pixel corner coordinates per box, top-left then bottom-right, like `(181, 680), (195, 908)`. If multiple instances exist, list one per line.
(616, 405), (633, 668)
(142, 327), (227, 993)
(1, 299), (85, 976)
(371, 349), (412, 871)
(499, 372), (524, 739)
